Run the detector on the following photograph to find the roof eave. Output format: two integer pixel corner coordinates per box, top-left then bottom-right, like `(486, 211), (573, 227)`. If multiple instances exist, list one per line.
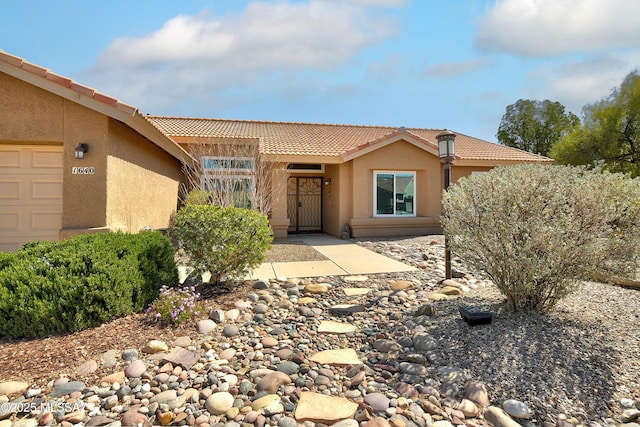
(131, 115), (196, 168)
(0, 52), (195, 168)
(454, 158), (555, 167)
(262, 154), (343, 164)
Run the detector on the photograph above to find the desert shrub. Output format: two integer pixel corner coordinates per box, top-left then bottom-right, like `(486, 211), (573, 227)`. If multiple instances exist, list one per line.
(442, 164), (640, 312)
(147, 285), (207, 325)
(0, 231), (177, 338)
(169, 204), (272, 282)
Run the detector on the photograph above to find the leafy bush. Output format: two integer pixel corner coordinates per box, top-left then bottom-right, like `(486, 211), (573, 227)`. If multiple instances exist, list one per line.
(0, 231), (177, 338)
(442, 164), (640, 312)
(147, 285), (207, 325)
(184, 189), (211, 205)
(170, 204), (272, 282)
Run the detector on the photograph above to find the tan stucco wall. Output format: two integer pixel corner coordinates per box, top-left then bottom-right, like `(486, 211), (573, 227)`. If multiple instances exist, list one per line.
(345, 140), (443, 237)
(0, 73), (64, 142)
(452, 165), (493, 182)
(61, 101), (109, 232)
(269, 162), (289, 239)
(106, 119), (183, 232)
(1, 72), (183, 243)
(321, 163), (342, 237)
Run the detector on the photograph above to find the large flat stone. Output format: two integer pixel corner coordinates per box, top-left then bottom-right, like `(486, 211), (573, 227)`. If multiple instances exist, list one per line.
(343, 288), (371, 296)
(49, 381), (86, 398)
(329, 304), (366, 315)
(343, 275), (369, 282)
(318, 321), (358, 334)
(309, 349), (362, 365)
(294, 391), (358, 423)
(0, 381), (28, 395)
(162, 347), (199, 370)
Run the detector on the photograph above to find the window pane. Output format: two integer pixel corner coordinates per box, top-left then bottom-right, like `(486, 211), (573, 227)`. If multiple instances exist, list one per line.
(376, 174), (394, 215)
(233, 178), (252, 209)
(201, 157), (253, 171)
(395, 173), (414, 215)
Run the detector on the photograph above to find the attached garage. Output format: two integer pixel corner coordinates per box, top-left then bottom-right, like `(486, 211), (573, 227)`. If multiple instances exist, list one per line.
(0, 51), (194, 252)
(0, 145), (63, 251)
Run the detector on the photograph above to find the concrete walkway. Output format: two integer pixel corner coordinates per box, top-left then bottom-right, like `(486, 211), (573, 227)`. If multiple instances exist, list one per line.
(247, 234), (416, 280)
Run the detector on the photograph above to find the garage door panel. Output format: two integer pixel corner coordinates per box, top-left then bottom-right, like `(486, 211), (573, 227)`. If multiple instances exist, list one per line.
(32, 211), (62, 230)
(0, 240), (21, 252)
(0, 180), (20, 199)
(32, 150), (63, 169)
(0, 213), (19, 230)
(0, 206), (62, 232)
(32, 179), (63, 199)
(0, 145), (63, 251)
(0, 149), (21, 168)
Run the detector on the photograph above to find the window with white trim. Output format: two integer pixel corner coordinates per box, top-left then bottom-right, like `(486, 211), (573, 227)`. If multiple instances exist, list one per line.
(374, 171), (416, 217)
(201, 156), (255, 208)
(202, 157), (254, 172)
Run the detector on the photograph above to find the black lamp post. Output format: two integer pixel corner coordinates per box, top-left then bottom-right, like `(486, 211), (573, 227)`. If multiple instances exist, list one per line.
(437, 130), (456, 280)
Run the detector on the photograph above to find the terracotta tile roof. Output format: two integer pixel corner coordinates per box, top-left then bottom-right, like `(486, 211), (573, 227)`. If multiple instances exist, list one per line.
(0, 50), (137, 116)
(1, 50), (548, 165)
(146, 116), (552, 162)
(0, 50), (194, 165)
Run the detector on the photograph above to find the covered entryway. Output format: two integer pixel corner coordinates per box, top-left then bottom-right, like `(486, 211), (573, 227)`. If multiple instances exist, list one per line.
(0, 145), (63, 251)
(287, 177), (322, 233)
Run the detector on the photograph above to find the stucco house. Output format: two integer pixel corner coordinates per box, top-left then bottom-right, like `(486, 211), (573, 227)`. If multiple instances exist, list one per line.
(0, 51), (551, 251)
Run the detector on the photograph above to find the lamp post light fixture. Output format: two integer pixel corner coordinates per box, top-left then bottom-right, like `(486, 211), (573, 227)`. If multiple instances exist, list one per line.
(74, 143), (89, 159)
(436, 130), (456, 280)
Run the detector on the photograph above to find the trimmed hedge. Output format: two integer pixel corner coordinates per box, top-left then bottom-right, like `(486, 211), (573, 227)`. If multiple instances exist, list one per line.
(0, 231), (177, 339)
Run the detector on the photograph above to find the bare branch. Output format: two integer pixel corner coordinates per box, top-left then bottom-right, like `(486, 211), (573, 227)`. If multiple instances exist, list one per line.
(180, 138), (286, 216)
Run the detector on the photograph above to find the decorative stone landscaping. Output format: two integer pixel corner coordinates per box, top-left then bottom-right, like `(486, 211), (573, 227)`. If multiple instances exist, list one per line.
(0, 236), (639, 427)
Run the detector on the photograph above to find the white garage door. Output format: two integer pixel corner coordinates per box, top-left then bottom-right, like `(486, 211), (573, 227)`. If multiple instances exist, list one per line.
(0, 145), (63, 251)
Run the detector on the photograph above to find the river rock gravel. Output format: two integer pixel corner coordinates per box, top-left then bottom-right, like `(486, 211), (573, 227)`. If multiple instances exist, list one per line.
(0, 235), (638, 427)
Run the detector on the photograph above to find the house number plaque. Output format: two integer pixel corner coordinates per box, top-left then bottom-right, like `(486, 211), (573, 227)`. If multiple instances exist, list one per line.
(72, 167), (95, 175)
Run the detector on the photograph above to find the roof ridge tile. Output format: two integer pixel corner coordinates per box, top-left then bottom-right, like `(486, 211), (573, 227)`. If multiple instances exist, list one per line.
(1, 49), (137, 116)
(146, 115), (444, 132)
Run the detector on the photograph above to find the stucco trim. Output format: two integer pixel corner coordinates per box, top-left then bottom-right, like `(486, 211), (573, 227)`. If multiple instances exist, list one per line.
(348, 216), (442, 237)
(341, 128), (441, 162)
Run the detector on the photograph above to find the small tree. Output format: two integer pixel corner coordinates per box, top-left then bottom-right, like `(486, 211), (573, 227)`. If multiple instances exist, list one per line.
(551, 70), (640, 177)
(497, 99), (579, 156)
(442, 164), (640, 312)
(181, 137), (286, 215)
(169, 204), (272, 283)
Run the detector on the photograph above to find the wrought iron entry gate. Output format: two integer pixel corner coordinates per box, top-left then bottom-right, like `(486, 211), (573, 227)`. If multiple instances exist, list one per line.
(287, 177), (322, 233)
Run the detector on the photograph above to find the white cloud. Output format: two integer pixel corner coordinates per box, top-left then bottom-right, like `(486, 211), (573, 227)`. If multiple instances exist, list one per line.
(476, 0), (640, 57)
(423, 59), (491, 78)
(525, 52), (640, 114)
(90, 1), (400, 112)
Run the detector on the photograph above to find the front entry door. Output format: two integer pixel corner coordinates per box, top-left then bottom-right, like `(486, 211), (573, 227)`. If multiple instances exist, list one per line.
(287, 177), (322, 233)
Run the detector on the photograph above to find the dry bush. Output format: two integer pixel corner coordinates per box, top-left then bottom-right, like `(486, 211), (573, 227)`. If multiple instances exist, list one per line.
(442, 164), (640, 312)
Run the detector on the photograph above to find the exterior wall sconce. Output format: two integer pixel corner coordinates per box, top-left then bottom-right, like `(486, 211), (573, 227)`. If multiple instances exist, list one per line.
(436, 130), (456, 280)
(324, 178), (332, 186)
(75, 143), (89, 159)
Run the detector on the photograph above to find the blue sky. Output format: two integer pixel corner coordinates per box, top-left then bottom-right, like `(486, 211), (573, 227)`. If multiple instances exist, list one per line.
(2, 0), (639, 142)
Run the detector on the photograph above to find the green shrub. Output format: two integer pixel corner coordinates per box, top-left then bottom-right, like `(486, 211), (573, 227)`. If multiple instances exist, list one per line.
(442, 164), (640, 312)
(169, 204), (272, 282)
(184, 189), (211, 205)
(0, 231), (177, 338)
